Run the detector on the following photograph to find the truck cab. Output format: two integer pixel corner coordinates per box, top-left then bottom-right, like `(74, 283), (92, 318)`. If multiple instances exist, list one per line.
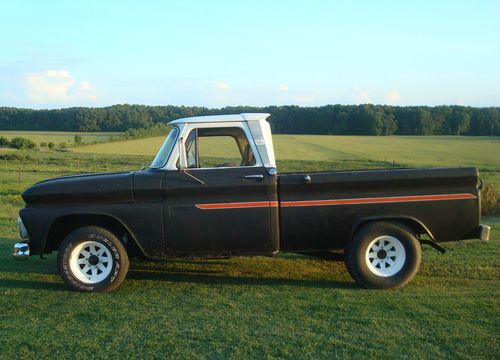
(151, 113), (280, 257)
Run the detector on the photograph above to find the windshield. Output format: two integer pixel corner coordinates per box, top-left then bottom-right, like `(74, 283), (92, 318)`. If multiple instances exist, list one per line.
(149, 127), (179, 168)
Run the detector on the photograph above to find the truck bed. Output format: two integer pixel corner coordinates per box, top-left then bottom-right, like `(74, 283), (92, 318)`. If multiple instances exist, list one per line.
(278, 167), (480, 251)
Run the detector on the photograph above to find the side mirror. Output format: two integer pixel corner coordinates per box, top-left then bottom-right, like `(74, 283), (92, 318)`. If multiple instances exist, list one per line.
(177, 137), (187, 171)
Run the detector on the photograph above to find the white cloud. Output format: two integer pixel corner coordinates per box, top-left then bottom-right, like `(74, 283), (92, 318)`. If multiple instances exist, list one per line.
(385, 89), (401, 104)
(77, 80), (93, 91)
(214, 80), (229, 90)
(353, 87), (371, 104)
(279, 84), (289, 92)
(23, 69), (97, 103)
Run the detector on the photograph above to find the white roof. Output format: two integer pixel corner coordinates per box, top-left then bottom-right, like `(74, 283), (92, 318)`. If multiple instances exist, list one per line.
(168, 113), (270, 125)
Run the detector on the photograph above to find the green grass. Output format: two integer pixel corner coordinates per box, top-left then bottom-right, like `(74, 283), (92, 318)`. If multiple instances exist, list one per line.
(0, 221), (498, 358)
(0, 130), (120, 145)
(0, 136), (499, 358)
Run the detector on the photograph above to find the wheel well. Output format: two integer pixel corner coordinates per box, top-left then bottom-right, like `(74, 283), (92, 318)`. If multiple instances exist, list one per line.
(45, 214), (145, 258)
(350, 217), (435, 243)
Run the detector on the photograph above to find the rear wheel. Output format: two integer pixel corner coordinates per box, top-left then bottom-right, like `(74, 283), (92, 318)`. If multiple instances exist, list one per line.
(58, 226), (129, 292)
(345, 222), (421, 289)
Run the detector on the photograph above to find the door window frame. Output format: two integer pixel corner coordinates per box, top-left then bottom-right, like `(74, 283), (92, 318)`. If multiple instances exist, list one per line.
(176, 122), (264, 170)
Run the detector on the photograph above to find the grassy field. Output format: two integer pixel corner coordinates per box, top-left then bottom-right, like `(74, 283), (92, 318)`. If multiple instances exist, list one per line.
(74, 135), (500, 188)
(1, 134), (499, 359)
(0, 130), (120, 145)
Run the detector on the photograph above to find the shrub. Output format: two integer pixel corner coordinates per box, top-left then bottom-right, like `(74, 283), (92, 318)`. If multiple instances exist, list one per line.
(40, 142), (48, 147)
(481, 184), (499, 216)
(0, 136), (10, 147)
(9, 137), (36, 149)
(0, 153), (24, 160)
(74, 135), (82, 145)
(59, 142), (68, 149)
(48, 142), (55, 149)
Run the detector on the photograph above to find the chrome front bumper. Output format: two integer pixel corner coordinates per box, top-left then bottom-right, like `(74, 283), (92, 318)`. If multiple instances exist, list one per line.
(13, 242), (30, 260)
(478, 224), (491, 241)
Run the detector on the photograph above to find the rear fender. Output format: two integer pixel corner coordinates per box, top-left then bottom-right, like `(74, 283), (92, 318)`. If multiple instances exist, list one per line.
(349, 216), (435, 244)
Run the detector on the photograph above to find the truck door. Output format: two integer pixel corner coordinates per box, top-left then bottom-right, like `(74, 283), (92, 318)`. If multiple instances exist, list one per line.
(162, 125), (276, 256)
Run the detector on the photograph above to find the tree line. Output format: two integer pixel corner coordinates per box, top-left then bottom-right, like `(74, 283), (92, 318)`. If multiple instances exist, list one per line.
(0, 104), (498, 136)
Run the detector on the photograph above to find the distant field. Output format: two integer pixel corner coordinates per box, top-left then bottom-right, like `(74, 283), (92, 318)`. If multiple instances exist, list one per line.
(74, 135), (500, 188)
(75, 135), (166, 155)
(73, 134), (499, 164)
(0, 131), (120, 144)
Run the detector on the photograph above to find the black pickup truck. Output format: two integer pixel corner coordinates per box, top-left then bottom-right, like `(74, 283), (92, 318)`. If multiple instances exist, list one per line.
(14, 113), (490, 292)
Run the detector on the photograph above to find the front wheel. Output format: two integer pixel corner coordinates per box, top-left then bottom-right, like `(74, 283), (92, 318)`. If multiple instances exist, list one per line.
(58, 226), (129, 292)
(345, 222), (421, 289)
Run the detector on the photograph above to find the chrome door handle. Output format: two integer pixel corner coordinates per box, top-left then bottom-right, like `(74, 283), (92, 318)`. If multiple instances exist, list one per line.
(243, 174), (264, 180)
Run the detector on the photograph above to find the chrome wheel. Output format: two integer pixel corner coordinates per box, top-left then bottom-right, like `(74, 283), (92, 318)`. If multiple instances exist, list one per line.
(365, 235), (406, 277)
(69, 240), (113, 284)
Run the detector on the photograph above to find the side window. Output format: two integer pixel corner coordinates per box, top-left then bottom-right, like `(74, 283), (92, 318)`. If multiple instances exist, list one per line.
(184, 127), (257, 168)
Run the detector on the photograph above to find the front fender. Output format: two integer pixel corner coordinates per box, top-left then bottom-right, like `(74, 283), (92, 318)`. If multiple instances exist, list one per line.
(20, 203), (164, 259)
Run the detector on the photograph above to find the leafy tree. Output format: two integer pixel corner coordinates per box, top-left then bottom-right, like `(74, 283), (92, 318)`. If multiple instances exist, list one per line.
(415, 108), (433, 135)
(444, 107), (471, 135)
(470, 108), (499, 136)
(0, 104), (499, 136)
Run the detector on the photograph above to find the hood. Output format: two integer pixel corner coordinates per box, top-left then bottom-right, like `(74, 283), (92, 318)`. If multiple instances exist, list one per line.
(22, 171), (135, 206)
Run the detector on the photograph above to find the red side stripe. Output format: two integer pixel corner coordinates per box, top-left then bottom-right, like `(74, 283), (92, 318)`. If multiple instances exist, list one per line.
(195, 193), (475, 210)
(280, 193), (476, 208)
(195, 201), (279, 210)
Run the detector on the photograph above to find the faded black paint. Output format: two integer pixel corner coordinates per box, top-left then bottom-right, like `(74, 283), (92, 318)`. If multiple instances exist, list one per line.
(19, 166), (481, 258)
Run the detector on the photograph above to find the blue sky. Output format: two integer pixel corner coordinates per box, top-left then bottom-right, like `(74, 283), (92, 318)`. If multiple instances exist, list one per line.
(0, 0), (499, 109)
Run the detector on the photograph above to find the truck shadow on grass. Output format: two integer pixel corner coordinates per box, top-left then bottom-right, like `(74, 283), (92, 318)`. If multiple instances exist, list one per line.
(0, 278), (64, 291)
(0, 259), (357, 291)
(0, 261), (56, 275)
(127, 257), (356, 289)
(0, 270), (357, 291)
(0, 241), (355, 291)
(126, 269), (357, 289)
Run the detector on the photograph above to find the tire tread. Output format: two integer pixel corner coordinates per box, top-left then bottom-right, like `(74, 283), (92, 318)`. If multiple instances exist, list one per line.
(57, 226), (129, 292)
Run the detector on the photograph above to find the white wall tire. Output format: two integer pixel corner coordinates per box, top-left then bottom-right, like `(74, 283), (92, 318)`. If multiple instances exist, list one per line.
(58, 226), (129, 292)
(345, 222), (421, 289)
